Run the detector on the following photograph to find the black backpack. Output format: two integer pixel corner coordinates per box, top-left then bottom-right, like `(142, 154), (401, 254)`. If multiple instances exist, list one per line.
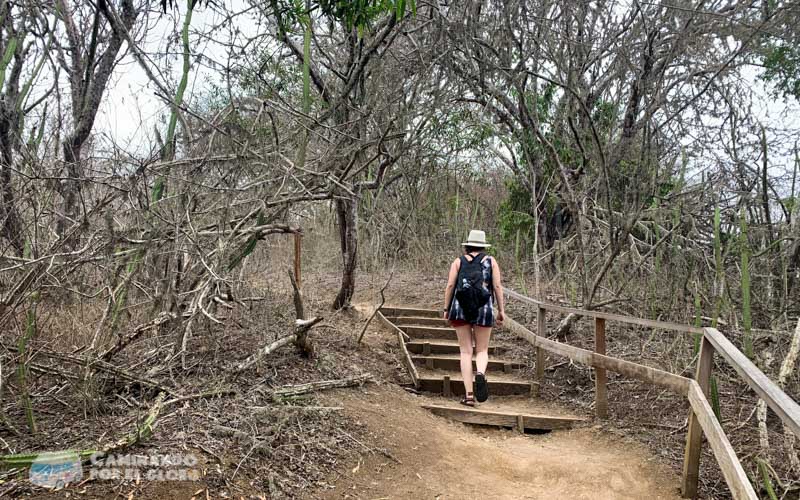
(454, 253), (492, 322)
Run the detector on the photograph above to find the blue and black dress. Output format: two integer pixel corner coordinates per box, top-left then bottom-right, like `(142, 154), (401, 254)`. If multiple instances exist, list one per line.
(447, 254), (495, 327)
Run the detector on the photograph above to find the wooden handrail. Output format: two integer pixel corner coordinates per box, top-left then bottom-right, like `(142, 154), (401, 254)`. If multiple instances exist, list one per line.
(686, 381), (757, 499)
(682, 336), (715, 498)
(504, 287), (800, 499)
(503, 287), (703, 334)
(505, 287), (800, 437)
(504, 315), (691, 394)
(704, 327), (800, 438)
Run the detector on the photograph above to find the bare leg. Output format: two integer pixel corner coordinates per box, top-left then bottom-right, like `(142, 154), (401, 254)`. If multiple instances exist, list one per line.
(455, 325), (474, 395)
(473, 326), (492, 375)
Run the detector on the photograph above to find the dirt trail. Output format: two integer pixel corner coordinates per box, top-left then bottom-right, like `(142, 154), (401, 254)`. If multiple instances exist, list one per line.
(316, 384), (682, 500)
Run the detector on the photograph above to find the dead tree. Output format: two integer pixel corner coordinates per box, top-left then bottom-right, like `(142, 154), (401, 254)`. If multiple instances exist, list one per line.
(436, 0), (774, 335)
(0, 3), (53, 257)
(53, 0), (138, 239)
(271, 8), (410, 310)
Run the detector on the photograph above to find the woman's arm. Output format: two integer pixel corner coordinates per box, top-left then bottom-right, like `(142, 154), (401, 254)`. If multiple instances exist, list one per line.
(443, 258), (459, 318)
(492, 258), (505, 325)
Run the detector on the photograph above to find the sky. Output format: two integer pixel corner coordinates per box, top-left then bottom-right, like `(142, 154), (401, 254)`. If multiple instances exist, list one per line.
(92, 3), (800, 192)
(94, 2), (251, 156)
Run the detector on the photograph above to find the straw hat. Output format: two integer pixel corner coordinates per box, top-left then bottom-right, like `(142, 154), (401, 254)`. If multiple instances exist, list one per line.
(462, 229), (491, 248)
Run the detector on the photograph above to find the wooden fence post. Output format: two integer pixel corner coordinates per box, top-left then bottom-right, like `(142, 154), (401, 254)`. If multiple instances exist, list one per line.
(293, 232), (302, 288)
(682, 335), (714, 498)
(534, 307), (546, 397)
(594, 317), (608, 418)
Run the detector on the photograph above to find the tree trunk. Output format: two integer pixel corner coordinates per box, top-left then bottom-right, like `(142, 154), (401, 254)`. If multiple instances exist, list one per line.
(779, 318), (800, 472)
(55, 0), (138, 240)
(554, 313), (580, 340)
(57, 140), (82, 240)
(333, 197), (358, 310)
(0, 102), (24, 256)
(0, 162), (23, 257)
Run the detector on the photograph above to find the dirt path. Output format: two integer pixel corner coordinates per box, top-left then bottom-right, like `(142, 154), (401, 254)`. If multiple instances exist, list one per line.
(316, 384), (681, 500)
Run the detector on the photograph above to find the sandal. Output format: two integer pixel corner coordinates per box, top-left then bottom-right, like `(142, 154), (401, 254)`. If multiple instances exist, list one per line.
(460, 392), (475, 407)
(475, 372), (489, 402)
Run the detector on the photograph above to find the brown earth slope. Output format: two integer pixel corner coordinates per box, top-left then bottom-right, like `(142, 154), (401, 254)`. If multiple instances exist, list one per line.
(313, 384), (681, 500)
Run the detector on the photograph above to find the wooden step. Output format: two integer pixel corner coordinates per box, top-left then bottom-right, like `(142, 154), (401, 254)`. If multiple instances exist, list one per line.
(422, 404), (584, 431)
(400, 326), (456, 339)
(380, 307), (440, 318)
(417, 376), (532, 396)
(412, 355), (524, 373)
(386, 316), (450, 328)
(406, 340), (502, 355)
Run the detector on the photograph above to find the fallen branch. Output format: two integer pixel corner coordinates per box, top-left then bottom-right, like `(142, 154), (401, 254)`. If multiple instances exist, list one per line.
(552, 299), (625, 339)
(5, 347), (181, 397)
(211, 425), (251, 441)
(67, 357), (177, 397)
(235, 334), (298, 372)
(211, 419), (285, 457)
(101, 312), (176, 361)
(251, 405), (344, 416)
(555, 312), (580, 340)
(234, 316), (322, 373)
(106, 391), (166, 451)
(357, 269), (394, 344)
(268, 373), (373, 401)
(28, 362), (79, 380)
(163, 388), (238, 408)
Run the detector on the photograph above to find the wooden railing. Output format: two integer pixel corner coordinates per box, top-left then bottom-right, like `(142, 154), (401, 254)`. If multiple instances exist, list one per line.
(503, 287), (800, 500)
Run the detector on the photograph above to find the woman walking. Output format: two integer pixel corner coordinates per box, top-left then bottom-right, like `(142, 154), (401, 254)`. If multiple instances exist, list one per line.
(443, 230), (505, 406)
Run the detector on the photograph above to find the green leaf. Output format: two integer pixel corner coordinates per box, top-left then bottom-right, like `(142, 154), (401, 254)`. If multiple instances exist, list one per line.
(151, 177), (165, 202)
(739, 207), (753, 358)
(227, 235), (259, 272)
(0, 37), (17, 90)
(712, 203), (723, 328)
(227, 212), (266, 271)
(162, 0), (194, 162)
(693, 284), (702, 356)
(710, 376), (722, 422)
(760, 42), (800, 101)
(757, 458), (779, 500)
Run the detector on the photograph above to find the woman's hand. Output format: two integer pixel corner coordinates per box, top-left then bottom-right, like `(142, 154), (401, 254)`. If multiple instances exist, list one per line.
(496, 310), (505, 327)
(442, 309), (448, 320)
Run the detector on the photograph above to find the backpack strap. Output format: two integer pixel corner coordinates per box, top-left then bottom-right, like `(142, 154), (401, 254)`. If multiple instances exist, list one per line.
(464, 252), (484, 263)
(478, 254), (494, 297)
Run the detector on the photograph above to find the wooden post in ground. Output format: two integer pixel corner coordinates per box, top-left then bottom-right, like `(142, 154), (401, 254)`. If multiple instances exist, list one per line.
(534, 307), (546, 396)
(682, 336), (714, 498)
(293, 232), (302, 289)
(594, 317), (608, 418)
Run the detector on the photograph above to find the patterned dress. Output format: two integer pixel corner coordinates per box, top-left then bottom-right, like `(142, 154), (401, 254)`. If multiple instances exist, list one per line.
(447, 254), (495, 327)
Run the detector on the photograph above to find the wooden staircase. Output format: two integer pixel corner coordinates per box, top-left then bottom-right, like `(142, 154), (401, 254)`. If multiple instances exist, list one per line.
(380, 306), (584, 432)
